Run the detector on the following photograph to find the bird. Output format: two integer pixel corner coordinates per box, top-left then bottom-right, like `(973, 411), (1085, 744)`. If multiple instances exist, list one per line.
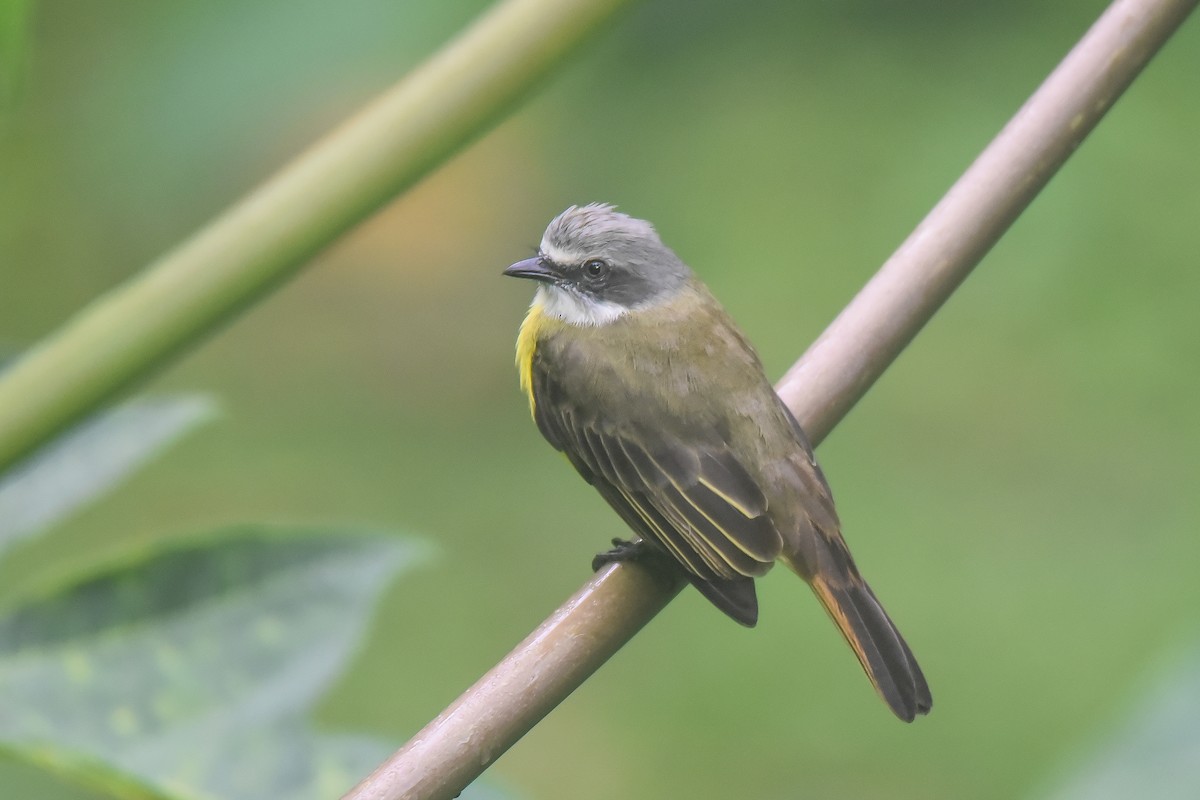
(503, 203), (931, 721)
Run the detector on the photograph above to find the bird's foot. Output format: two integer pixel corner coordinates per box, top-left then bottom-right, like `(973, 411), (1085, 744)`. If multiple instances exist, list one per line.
(591, 538), (652, 572)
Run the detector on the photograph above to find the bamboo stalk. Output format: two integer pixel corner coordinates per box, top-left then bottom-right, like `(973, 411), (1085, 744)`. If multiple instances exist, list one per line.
(0, 0), (635, 473)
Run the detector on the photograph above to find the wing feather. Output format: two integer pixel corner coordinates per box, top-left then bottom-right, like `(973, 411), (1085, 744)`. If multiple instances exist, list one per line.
(657, 481), (766, 576)
(612, 486), (712, 576)
(529, 357), (783, 584)
(696, 451), (768, 517)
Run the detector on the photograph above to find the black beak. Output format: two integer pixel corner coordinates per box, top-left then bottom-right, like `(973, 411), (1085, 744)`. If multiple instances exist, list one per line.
(503, 256), (558, 283)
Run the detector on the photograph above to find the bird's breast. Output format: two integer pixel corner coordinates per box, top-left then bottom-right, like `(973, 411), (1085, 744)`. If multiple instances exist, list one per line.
(516, 291), (776, 439)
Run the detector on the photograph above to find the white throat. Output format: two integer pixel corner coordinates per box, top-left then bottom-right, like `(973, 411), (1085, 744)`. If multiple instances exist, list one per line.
(535, 285), (628, 327)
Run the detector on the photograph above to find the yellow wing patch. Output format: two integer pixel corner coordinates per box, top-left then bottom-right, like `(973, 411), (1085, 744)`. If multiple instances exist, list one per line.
(516, 301), (545, 418)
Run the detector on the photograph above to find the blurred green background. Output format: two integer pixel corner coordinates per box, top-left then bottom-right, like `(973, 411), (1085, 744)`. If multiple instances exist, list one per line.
(2, 1), (1199, 798)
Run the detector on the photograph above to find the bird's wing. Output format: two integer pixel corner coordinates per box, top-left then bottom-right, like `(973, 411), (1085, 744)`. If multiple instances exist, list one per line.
(588, 477), (761, 627)
(531, 363), (784, 585)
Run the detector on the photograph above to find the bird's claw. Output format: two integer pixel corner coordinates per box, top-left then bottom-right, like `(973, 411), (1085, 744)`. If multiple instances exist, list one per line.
(591, 537), (651, 571)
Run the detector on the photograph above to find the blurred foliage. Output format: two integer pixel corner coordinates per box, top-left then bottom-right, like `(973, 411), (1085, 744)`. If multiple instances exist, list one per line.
(0, 526), (427, 800)
(1, 1), (1198, 798)
(0, 397), (215, 558)
(0, 394), (450, 798)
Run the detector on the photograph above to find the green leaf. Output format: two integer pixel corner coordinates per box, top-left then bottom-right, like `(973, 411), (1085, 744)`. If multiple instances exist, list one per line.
(130, 718), (395, 800)
(149, 721), (517, 800)
(0, 526), (431, 799)
(1041, 642), (1200, 799)
(0, 395), (216, 559)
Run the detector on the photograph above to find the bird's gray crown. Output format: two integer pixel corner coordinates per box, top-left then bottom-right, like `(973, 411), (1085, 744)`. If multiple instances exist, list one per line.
(538, 203), (692, 310)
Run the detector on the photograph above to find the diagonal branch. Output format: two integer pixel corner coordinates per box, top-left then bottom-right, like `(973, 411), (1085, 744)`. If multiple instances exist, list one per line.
(774, 0), (1196, 441)
(340, 1), (1198, 798)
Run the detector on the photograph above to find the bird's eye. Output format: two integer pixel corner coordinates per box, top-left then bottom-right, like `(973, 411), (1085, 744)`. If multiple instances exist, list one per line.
(583, 259), (608, 279)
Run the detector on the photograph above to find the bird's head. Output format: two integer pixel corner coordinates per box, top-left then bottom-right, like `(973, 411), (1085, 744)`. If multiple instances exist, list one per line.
(503, 204), (692, 326)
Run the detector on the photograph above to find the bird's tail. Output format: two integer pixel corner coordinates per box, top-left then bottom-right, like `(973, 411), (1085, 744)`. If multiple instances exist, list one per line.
(783, 546), (932, 722)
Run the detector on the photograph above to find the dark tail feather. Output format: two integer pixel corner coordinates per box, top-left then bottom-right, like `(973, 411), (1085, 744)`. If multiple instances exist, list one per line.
(808, 571), (932, 721)
(690, 575), (759, 627)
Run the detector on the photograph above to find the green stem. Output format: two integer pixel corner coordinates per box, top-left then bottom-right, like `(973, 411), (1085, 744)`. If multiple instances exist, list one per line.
(0, 0), (634, 472)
